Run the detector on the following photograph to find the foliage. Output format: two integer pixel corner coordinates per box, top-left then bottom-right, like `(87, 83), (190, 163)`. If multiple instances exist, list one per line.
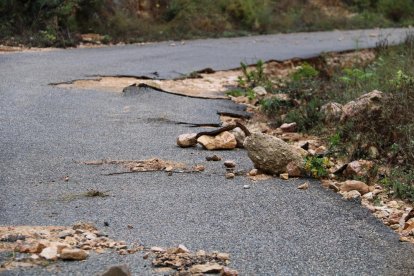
(339, 68), (374, 86)
(291, 62), (319, 81)
(377, 0), (414, 22)
(305, 156), (329, 179)
(238, 60), (268, 88)
(2, 0), (414, 47)
(229, 60), (271, 100)
(381, 169), (414, 202)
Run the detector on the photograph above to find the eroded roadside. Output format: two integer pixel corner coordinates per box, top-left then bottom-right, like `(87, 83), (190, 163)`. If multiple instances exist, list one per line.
(48, 48), (414, 244)
(2, 48), (414, 275)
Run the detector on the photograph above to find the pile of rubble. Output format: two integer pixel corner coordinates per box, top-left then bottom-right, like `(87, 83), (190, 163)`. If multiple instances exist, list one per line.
(1, 223), (239, 275)
(175, 88), (414, 244)
(0, 222), (137, 271)
(148, 245), (238, 275)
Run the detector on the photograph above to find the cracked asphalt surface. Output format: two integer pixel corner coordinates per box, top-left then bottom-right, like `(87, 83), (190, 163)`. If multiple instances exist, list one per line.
(1, 28), (414, 275)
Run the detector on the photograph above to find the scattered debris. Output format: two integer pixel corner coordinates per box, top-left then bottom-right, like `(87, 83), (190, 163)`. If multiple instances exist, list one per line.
(0, 223), (135, 271)
(225, 173), (235, 179)
(198, 131), (237, 150)
(248, 169), (258, 176)
(149, 245), (237, 275)
(243, 185), (250, 189)
(339, 180), (370, 195)
(206, 155), (222, 161)
(177, 122), (251, 150)
(224, 160), (236, 168)
(83, 158), (200, 175)
(177, 133), (198, 148)
(280, 122), (297, 133)
(280, 173), (289, 180)
(298, 182), (309, 190)
(101, 264), (132, 276)
(85, 189), (109, 198)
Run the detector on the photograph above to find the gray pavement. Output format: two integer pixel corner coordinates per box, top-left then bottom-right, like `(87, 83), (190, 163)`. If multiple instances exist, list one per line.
(1, 28), (414, 275)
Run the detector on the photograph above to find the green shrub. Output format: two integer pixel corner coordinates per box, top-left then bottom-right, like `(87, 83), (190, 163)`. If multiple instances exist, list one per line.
(304, 156), (329, 179)
(378, 0), (414, 22)
(381, 169), (414, 202)
(291, 62), (319, 81)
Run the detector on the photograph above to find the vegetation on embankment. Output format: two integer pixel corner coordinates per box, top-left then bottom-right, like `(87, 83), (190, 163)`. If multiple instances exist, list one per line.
(1, 0), (414, 47)
(230, 33), (414, 201)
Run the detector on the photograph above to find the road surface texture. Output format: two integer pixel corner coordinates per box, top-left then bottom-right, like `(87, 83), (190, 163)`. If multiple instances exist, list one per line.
(1, 28), (414, 275)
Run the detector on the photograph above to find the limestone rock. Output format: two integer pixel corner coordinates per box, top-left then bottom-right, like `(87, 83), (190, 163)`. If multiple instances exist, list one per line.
(197, 131), (237, 150)
(60, 248), (88, 261)
(286, 161), (303, 177)
(150, 246), (165, 253)
(190, 263), (223, 274)
(176, 244), (190, 254)
(225, 173), (235, 179)
(217, 252), (230, 261)
(340, 180), (370, 195)
(177, 133), (198, 148)
(362, 192), (374, 201)
(58, 229), (75, 239)
(40, 247), (58, 261)
(224, 160), (236, 168)
(253, 86), (267, 96)
(102, 265), (132, 276)
(280, 173), (289, 180)
(344, 160), (374, 177)
(298, 182), (309, 190)
(248, 169), (258, 176)
(206, 154), (221, 161)
(280, 122), (297, 133)
(230, 127), (246, 148)
(243, 132), (304, 175)
(320, 102), (343, 123)
(342, 190), (362, 200)
(341, 90), (384, 122)
(221, 267), (239, 276)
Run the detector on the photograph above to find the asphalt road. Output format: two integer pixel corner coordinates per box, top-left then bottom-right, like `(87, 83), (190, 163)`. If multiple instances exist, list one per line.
(1, 28), (414, 275)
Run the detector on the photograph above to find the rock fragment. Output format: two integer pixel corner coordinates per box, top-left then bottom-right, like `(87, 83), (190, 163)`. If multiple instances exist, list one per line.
(60, 248), (89, 261)
(101, 265), (132, 276)
(342, 190), (362, 200)
(197, 131), (237, 150)
(177, 133), (198, 148)
(221, 267), (239, 276)
(224, 160), (236, 168)
(344, 160), (374, 177)
(280, 122), (297, 132)
(298, 182), (309, 190)
(206, 155), (221, 161)
(248, 169), (258, 176)
(320, 102), (343, 123)
(341, 90), (385, 122)
(340, 180), (370, 195)
(280, 173), (289, 180)
(253, 86), (267, 96)
(230, 127), (246, 148)
(39, 247), (58, 261)
(225, 173), (235, 179)
(244, 133), (304, 175)
(190, 263), (223, 274)
(286, 161), (302, 177)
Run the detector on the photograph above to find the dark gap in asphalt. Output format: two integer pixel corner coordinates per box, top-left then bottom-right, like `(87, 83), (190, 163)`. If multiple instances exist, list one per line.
(145, 117), (221, 128)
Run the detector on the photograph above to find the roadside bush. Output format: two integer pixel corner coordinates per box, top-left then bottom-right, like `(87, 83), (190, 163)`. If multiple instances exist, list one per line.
(377, 0), (414, 22)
